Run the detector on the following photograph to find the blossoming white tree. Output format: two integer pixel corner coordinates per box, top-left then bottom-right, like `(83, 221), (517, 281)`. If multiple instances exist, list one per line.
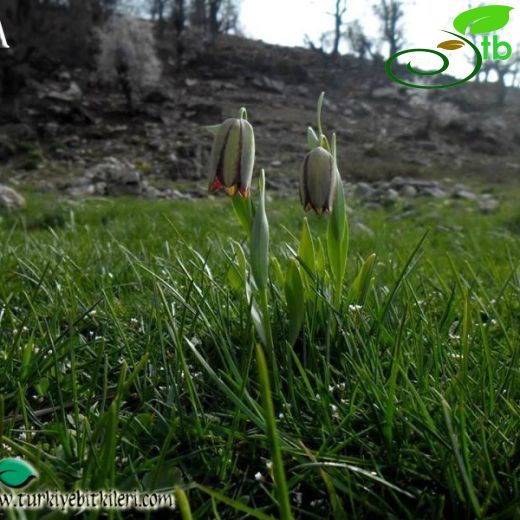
(96, 14), (162, 112)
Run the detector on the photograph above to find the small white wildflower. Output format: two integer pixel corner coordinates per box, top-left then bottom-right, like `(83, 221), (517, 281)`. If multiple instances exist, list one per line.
(190, 336), (202, 347)
(265, 460), (273, 470)
(254, 472), (264, 481)
(348, 304), (363, 314)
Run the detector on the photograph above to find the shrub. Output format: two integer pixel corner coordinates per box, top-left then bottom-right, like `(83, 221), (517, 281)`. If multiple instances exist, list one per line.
(96, 14), (162, 112)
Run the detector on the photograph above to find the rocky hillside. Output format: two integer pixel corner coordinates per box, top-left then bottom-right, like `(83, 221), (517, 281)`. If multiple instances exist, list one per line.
(1, 32), (520, 206)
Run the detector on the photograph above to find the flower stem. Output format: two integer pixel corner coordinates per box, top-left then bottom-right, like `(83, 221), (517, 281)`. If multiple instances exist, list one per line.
(317, 91), (325, 141)
(259, 286), (279, 390)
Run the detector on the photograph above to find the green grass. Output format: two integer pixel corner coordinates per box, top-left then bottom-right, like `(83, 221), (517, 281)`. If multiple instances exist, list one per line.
(1, 189), (520, 518)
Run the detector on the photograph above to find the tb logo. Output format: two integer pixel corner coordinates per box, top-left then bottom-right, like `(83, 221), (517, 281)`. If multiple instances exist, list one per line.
(0, 19), (10, 49)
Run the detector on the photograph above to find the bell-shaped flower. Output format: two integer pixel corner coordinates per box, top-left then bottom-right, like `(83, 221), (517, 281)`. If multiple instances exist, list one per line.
(208, 112), (255, 197)
(300, 146), (338, 214)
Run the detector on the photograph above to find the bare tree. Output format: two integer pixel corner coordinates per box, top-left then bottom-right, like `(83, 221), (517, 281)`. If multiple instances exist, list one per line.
(172, 0), (186, 64)
(488, 49), (520, 106)
(208, 0), (221, 36)
(332, 0), (347, 57)
(149, 0), (170, 34)
(172, 0), (186, 36)
(190, 0), (240, 36)
(304, 1), (347, 56)
(347, 19), (374, 61)
(373, 0), (405, 58)
(191, 0), (207, 30)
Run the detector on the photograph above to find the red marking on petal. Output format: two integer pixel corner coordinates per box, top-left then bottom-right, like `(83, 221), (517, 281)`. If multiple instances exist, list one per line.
(209, 177), (223, 193)
(238, 186), (250, 198)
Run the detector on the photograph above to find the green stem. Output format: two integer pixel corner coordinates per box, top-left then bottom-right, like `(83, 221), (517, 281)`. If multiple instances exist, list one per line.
(317, 91), (325, 140)
(259, 287), (279, 391)
(255, 344), (293, 520)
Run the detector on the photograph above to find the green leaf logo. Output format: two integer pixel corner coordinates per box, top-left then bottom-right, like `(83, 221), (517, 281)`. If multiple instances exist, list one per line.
(453, 5), (514, 35)
(0, 458), (38, 488)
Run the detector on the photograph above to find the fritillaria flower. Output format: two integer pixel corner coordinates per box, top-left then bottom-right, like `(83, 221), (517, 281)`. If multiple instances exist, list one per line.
(208, 109), (255, 197)
(300, 146), (338, 214)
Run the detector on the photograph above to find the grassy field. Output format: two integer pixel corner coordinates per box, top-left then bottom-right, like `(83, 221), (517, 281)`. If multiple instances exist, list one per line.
(1, 188), (520, 519)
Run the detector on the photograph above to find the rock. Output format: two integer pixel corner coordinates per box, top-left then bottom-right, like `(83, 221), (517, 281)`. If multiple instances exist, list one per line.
(389, 176), (406, 189)
(58, 71), (71, 82)
(0, 185), (26, 209)
(400, 185), (418, 198)
(270, 160), (283, 168)
(354, 182), (375, 199)
(382, 188), (400, 205)
(265, 177), (292, 191)
(46, 81), (82, 103)
(142, 86), (172, 103)
(371, 86), (404, 100)
(453, 189), (478, 201)
(478, 195), (500, 214)
(422, 187), (447, 198)
(84, 157), (143, 196)
(183, 103), (222, 124)
(252, 76), (285, 94)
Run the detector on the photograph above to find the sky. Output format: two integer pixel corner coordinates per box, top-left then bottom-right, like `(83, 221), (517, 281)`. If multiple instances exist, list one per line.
(240, 0), (519, 80)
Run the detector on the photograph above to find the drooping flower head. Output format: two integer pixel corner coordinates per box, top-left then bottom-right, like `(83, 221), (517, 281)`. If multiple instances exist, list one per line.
(208, 108), (255, 198)
(299, 93), (341, 214)
(300, 146), (338, 214)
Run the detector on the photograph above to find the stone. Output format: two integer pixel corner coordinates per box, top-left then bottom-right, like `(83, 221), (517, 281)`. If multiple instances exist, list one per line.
(252, 76), (285, 94)
(46, 81), (82, 103)
(422, 187), (447, 198)
(265, 177), (291, 191)
(58, 71), (71, 82)
(383, 188), (400, 205)
(84, 157), (143, 196)
(453, 189), (478, 201)
(371, 86), (404, 100)
(390, 176), (406, 189)
(354, 182), (375, 199)
(478, 195), (500, 214)
(400, 185), (418, 198)
(142, 86), (172, 104)
(0, 185), (26, 209)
